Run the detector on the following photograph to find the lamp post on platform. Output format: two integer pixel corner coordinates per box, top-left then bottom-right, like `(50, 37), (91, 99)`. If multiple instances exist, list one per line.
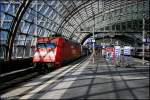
(92, 26), (95, 63)
(92, 15), (96, 63)
(142, 14), (145, 65)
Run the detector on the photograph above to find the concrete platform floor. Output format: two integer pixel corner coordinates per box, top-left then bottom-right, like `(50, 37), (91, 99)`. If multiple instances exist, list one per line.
(0, 55), (149, 99)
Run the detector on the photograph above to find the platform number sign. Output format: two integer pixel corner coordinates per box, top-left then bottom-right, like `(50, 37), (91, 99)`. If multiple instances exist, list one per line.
(124, 46), (131, 56)
(115, 46), (121, 57)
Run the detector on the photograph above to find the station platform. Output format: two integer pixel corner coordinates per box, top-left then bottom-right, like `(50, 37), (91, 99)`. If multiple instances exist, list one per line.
(0, 55), (149, 99)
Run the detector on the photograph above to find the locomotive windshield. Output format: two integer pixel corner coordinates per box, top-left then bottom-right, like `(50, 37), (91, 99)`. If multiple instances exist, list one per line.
(37, 43), (56, 48)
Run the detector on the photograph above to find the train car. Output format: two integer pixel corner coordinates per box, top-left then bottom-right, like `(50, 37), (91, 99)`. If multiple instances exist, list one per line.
(33, 37), (82, 73)
(133, 46), (150, 60)
(81, 45), (90, 56)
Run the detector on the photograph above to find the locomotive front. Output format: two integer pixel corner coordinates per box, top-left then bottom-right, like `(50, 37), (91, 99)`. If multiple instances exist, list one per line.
(33, 42), (56, 62)
(33, 37), (57, 73)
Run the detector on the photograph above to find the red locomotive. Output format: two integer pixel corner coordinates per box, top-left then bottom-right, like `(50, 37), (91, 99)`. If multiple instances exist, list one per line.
(33, 37), (86, 73)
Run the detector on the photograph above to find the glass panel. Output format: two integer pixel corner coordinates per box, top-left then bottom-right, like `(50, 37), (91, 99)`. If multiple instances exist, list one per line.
(4, 14), (14, 20)
(7, 3), (14, 15)
(38, 28), (44, 36)
(126, 14), (132, 21)
(16, 47), (24, 58)
(132, 4), (137, 12)
(31, 37), (37, 46)
(14, 3), (20, 14)
(28, 24), (36, 35)
(0, 11), (5, 21)
(37, 26), (42, 35)
(0, 31), (8, 44)
(132, 13), (138, 20)
(21, 21), (30, 33)
(2, 21), (11, 29)
(23, 11), (30, 20)
(138, 3), (143, 12)
(14, 34), (26, 46)
(27, 12), (35, 22)
(0, 3), (9, 12)
(121, 22), (126, 30)
(25, 36), (32, 46)
(0, 46), (6, 59)
(23, 47), (30, 57)
(143, 0), (149, 11)
(39, 4), (48, 14)
(127, 5), (132, 14)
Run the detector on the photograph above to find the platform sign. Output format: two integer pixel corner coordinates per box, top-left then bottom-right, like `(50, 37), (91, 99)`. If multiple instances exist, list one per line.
(115, 46), (121, 57)
(123, 46), (131, 56)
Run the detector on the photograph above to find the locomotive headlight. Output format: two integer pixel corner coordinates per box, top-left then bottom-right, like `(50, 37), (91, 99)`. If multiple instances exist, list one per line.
(34, 52), (39, 56)
(48, 50), (56, 56)
(44, 50), (56, 61)
(33, 52), (40, 62)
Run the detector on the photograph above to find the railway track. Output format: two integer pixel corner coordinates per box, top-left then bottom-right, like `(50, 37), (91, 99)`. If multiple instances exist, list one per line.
(0, 55), (90, 94)
(0, 67), (38, 94)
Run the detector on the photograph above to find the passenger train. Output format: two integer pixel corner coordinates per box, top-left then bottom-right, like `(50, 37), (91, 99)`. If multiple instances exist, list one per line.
(132, 46), (150, 60)
(33, 37), (90, 73)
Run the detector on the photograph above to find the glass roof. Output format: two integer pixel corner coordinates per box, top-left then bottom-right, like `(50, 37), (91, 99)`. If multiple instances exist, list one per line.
(0, 0), (149, 60)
